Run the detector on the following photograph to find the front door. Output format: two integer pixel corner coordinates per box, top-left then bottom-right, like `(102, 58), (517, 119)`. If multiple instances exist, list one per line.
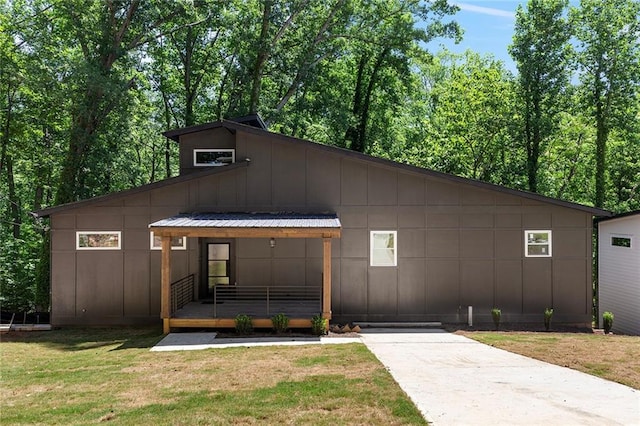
(203, 242), (233, 299)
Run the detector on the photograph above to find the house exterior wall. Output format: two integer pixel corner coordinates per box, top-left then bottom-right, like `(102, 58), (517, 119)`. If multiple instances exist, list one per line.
(598, 216), (640, 335)
(47, 126), (596, 326)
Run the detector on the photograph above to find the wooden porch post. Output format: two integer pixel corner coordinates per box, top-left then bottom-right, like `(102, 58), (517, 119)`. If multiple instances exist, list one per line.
(161, 235), (172, 334)
(322, 237), (332, 324)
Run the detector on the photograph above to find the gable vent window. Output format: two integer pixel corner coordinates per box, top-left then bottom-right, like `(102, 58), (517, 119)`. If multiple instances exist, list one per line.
(193, 149), (235, 167)
(611, 235), (632, 248)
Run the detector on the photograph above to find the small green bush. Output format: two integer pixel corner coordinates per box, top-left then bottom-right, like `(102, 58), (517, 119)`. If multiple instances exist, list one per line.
(544, 308), (553, 331)
(235, 314), (253, 335)
(491, 308), (501, 330)
(271, 313), (289, 334)
(311, 314), (328, 336)
(602, 311), (614, 334)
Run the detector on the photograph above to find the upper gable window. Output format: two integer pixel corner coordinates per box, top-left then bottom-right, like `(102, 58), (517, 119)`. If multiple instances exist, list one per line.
(193, 149), (235, 167)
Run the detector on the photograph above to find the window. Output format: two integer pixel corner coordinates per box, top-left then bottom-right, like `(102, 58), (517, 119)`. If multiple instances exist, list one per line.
(525, 230), (552, 257)
(370, 231), (397, 266)
(611, 235), (632, 248)
(193, 149), (235, 167)
(150, 232), (187, 250)
(76, 231), (121, 250)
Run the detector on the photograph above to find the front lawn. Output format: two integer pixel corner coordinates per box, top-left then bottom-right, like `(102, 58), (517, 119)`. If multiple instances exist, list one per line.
(1, 327), (425, 425)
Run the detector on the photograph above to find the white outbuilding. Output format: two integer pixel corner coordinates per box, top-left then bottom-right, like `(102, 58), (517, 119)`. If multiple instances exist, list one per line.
(597, 210), (640, 335)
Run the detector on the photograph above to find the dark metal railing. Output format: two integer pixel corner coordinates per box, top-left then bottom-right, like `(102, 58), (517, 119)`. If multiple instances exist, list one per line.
(213, 285), (321, 318)
(171, 274), (195, 314)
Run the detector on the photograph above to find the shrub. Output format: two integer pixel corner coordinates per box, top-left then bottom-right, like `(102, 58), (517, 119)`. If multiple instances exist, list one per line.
(544, 308), (553, 331)
(235, 314), (253, 335)
(602, 311), (614, 334)
(491, 308), (501, 330)
(271, 313), (289, 334)
(311, 314), (328, 336)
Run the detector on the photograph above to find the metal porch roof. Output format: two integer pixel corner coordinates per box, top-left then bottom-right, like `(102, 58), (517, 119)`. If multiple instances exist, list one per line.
(149, 212), (341, 229)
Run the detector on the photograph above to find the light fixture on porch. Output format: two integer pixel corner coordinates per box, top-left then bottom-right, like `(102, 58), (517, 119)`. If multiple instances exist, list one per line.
(270, 237), (276, 248)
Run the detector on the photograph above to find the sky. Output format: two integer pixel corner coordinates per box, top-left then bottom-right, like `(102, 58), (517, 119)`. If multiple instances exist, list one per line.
(425, 0), (578, 73)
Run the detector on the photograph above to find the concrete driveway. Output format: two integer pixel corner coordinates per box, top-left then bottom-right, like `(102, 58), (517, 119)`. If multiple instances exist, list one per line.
(360, 329), (639, 426)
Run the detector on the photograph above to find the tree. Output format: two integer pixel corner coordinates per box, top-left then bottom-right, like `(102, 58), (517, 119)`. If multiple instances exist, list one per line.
(343, 0), (460, 153)
(54, 0), (183, 204)
(417, 51), (521, 185)
(509, 0), (571, 193)
(571, 0), (640, 208)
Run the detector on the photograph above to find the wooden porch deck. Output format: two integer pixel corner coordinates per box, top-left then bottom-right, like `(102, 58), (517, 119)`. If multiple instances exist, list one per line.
(169, 299), (321, 329)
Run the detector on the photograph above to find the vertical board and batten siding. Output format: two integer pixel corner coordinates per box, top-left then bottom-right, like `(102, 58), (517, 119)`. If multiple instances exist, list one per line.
(49, 198), (197, 325)
(232, 130), (594, 324)
(598, 215), (640, 335)
(48, 125), (595, 325)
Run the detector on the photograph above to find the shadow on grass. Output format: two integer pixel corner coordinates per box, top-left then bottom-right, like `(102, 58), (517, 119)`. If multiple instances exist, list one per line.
(2, 326), (165, 351)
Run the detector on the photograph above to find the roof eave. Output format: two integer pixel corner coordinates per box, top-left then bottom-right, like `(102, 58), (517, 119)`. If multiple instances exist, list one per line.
(34, 160), (250, 217)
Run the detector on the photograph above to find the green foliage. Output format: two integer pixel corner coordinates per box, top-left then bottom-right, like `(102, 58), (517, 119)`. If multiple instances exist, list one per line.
(602, 311), (614, 334)
(509, 0), (572, 193)
(310, 315), (328, 336)
(544, 308), (554, 331)
(271, 313), (289, 334)
(234, 314), (253, 335)
(491, 308), (502, 330)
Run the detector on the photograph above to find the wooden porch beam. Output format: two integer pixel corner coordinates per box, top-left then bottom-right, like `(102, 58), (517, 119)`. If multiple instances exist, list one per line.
(322, 237), (332, 323)
(161, 235), (171, 334)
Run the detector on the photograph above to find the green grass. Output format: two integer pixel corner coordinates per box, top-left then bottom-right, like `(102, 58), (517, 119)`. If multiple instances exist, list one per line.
(1, 327), (426, 425)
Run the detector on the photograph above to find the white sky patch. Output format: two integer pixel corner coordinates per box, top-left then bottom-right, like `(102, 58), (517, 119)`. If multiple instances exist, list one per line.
(455, 2), (516, 19)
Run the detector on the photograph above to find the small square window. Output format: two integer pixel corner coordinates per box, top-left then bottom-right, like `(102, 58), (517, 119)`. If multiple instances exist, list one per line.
(611, 235), (631, 248)
(76, 231), (121, 250)
(193, 149), (235, 166)
(150, 232), (187, 250)
(525, 230), (552, 257)
(370, 231), (397, 266)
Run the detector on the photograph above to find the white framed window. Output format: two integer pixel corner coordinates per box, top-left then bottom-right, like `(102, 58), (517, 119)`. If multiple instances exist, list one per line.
(76, 231), (121, 250)
(370, 231), (397, 266)
(611, 235), (632, 248)
(525, 230), (552, 257)
(193, 149), (235, 167)
(150, 232), (187, 250)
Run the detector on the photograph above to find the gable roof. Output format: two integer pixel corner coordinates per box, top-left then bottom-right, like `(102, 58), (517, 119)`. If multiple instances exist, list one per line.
(34, 160), (250, 217)
(37, 119), (612, 218)
(166, 119), (610, 217)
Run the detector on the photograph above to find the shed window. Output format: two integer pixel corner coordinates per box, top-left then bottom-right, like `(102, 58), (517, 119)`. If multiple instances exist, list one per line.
(193, 149), (235, 166)
(370, 231), (397, 266)
(611, 236), (631, 248)
(76, 231), (121, 250)
(150, 232), (187, 250)
(525, 230), (552, 257)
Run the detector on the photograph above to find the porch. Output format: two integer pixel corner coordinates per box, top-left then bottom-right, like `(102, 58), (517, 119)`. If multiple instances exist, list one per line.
(169, 274), (321, 329)
(151, 212), (341, 333)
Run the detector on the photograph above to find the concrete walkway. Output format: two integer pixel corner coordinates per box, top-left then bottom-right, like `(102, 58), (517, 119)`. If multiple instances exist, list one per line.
(359, 328), (640, 426)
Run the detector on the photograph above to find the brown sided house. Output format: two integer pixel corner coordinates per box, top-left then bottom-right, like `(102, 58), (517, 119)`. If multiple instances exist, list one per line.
(35, 117), (610, 332)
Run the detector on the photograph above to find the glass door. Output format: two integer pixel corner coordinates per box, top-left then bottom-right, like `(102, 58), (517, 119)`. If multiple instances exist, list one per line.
(206, 243), (231, 298)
